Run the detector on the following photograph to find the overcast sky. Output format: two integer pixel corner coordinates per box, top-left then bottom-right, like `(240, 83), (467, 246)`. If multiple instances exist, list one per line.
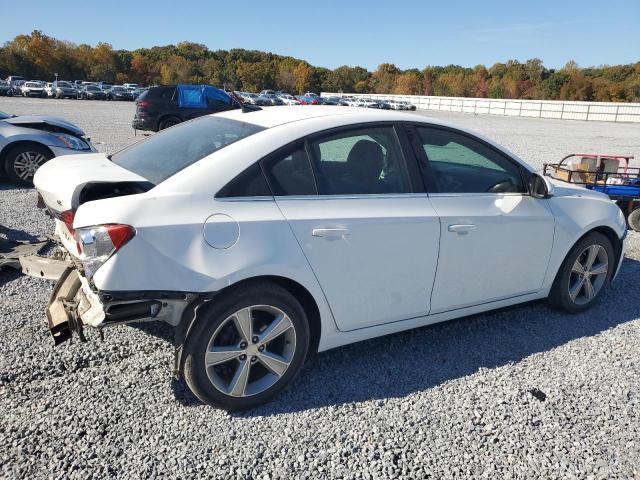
(3, 0), (638, 70)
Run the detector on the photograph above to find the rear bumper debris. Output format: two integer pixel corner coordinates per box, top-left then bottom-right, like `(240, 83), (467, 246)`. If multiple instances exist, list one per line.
(46, 267), (195, 345)
(0, 236), (71, 281)
(46, 267), (82, 345)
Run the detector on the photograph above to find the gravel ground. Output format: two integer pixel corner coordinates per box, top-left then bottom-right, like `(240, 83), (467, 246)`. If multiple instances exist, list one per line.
(1, 97), (639, 479)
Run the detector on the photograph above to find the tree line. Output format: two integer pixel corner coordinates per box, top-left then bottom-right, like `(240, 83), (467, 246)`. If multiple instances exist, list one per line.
(1, 31), (639, 102)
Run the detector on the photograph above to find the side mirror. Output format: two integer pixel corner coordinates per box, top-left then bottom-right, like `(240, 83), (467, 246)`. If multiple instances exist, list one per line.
(530, 173), (552, 199)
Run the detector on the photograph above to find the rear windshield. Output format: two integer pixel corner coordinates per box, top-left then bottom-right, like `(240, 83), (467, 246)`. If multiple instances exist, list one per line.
(111, 116), (265, 185)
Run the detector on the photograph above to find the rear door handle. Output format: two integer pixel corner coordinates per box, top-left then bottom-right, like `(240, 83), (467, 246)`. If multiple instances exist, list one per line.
(312, 228), (350, 237)
(448, 224), (477, 233)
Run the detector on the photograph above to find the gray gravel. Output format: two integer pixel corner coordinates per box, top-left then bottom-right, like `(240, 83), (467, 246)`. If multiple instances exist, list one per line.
(1, 97), (639, 479)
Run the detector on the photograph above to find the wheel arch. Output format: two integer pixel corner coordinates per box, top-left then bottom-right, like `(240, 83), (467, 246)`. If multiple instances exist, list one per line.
(227, 275), (322, 354)
(590, 225), (623, 269)
(173, 274), (323, 379)
(157, 114), (183, 130)
(551, 224), (623, 287)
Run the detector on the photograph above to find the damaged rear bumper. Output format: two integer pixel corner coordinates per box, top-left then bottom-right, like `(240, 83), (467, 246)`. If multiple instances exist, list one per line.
(46, 267), (197, 345)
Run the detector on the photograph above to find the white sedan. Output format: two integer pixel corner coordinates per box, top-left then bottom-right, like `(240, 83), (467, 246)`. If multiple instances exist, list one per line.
(277, 94), (301, 105)
(34, 107), (627, 410)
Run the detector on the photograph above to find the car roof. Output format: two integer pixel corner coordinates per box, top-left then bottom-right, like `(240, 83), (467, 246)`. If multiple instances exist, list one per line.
(156, 105), (531, 197)
(214, 105), (451, 129)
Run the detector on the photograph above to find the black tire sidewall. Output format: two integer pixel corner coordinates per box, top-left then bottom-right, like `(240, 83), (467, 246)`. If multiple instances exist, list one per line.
(4, 144), (53, 186)
(628, 208), (640, 232)
(158, 116), (180, 130)
(550, 232), (614, 313)
(183, 283), (310, 410)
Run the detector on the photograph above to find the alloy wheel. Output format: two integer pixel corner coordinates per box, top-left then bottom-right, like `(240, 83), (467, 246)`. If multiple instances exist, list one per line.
(12, 151), (48, 181)
(204, 305), (297, 397)
(568, 244), (609, 305)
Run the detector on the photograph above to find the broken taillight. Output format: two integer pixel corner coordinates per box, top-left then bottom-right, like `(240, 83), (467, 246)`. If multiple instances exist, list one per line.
(77, 224), (135, 279)
(59, 209), (76, 235)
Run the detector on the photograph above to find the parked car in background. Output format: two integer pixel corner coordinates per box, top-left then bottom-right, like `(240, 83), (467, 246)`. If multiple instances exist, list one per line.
(238, 92), (271, 106)
(44, 83), (55, 98)
(97, 82), (113, 92)
(6, 75), (25, 85)
(131, 87), (147, 100)
(401, 101), (417, 111)
(358, 98), (382, 108)
(53, 81), (79, 99)
(123, 83), (138, 90)
(0, 81), (13, 97)
(387, 99), (405, 110)
(107, 85), (134, 101)
(21, 82), (46, 98)
(0, 111), (95, 185)
(34, 106), (627, 410)
(79, 85), (107, 100)
(261, 94), (284, 105)
(296, 94), (319, 105)
(132, 84), (240, 132)
(320, 96), (342, 105)
(277, 94), (301, 105)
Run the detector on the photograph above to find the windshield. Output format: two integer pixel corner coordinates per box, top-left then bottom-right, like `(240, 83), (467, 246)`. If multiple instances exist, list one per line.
(58, 81), (72, 88)
(26, 82), (39, 87)
(112, 87), (124, 92)
(111, 116), (265, 185)
(87, 86), (99, 91)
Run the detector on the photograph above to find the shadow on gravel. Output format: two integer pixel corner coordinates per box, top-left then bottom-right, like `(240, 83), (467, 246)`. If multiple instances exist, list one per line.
(0, 223), (40, 242)
(128, 322), (204, 406)
(236, 257), (640, 416)
(0, 182), (31, 193)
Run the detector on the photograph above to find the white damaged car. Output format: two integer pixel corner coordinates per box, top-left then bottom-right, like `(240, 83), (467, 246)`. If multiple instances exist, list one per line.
(33, 106), (627, 410)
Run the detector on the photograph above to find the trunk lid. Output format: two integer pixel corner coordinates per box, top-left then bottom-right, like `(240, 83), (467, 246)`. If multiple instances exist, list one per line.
(4, 115), (86, 137)
(34, 153), (150, 213)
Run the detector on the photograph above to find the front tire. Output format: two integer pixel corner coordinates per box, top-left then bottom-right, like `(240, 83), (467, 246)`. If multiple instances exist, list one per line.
(182, 282), (310, 411)
(627, 207), (640, 232)
(4, 144), (53, 186)
(548, 232), (614, 313)
(158, 115), (181, 130)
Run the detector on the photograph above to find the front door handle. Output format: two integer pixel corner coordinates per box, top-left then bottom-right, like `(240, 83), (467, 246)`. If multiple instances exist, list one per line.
(448, 224), (477, 233)
(312, 228), (350, 238)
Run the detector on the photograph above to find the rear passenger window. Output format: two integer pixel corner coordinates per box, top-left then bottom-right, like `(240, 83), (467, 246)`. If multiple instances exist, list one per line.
(216, 163), (271, 198)
(309, 127), (411, 195)
(263, 146), (316, 196)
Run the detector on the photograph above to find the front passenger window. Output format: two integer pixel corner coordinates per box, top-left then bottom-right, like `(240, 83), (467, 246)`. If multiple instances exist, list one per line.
(416, 127), (525, 194)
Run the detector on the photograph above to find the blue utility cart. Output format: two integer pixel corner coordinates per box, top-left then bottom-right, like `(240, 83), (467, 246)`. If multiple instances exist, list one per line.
(544, 154), (640, 232)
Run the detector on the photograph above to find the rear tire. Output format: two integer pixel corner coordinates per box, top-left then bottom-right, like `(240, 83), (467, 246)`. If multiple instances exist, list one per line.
(548, 232), (614, 313)
(182, 282), (310, 411)
(4, 144), (53, 186)
(628, 207), (640, 232)
(158, 116), (181, 130)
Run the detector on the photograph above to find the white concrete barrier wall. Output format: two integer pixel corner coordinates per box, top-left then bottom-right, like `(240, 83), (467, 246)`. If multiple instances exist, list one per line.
(321, 92), (640, 123)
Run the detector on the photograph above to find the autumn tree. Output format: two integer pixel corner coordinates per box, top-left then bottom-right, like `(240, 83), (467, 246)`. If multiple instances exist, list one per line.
(370, 63), (400, 93)
(1, 32), (638, 102)
(293, 62), (312, 94)
(159, 55), (193, 84)
(393, 70), (422, 95)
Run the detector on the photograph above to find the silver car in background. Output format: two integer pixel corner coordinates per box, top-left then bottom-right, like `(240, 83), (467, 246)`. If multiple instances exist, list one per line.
(21, 81), (46, 98)
(0, 111), (96, 186)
